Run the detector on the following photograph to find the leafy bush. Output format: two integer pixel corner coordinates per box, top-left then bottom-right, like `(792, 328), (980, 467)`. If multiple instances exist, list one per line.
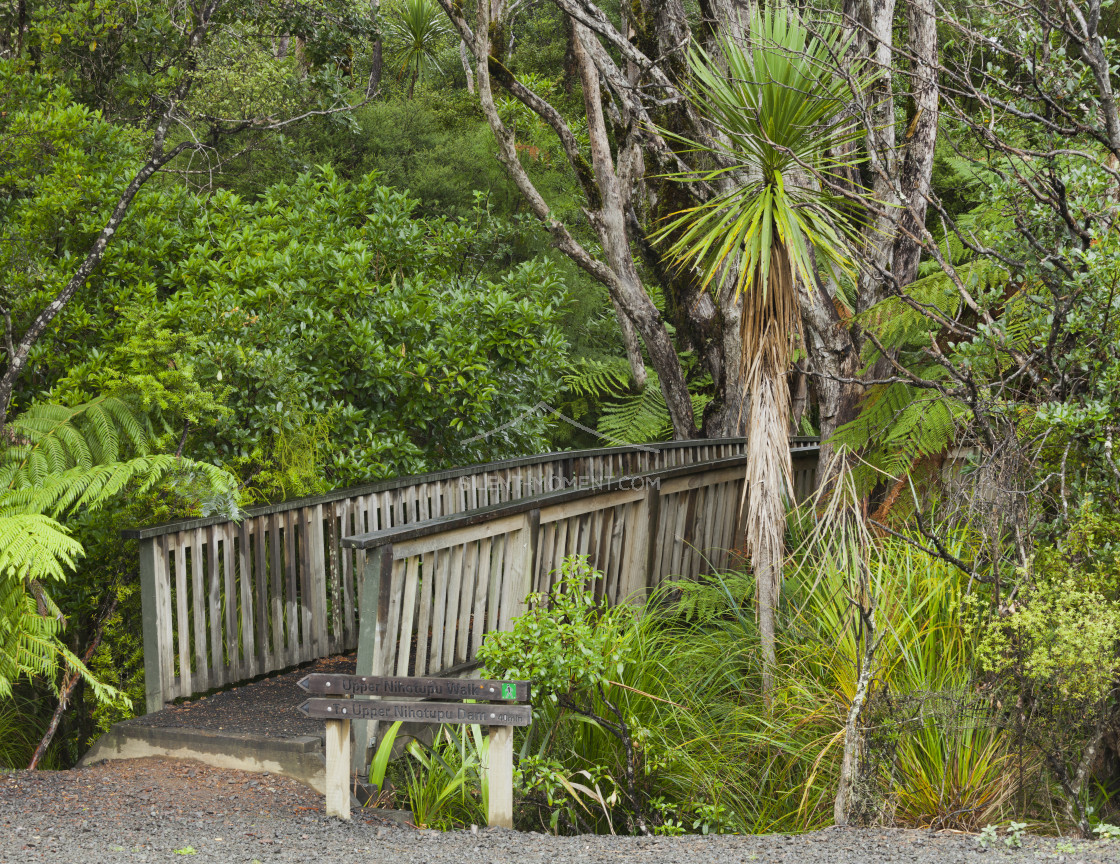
(972, 507), (1120, 835)
(460, 536), (1023, 836)
(51, 168), (570, 496)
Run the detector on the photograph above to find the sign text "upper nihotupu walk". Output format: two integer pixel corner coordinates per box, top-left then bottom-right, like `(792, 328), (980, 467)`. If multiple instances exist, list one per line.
(297, 673), (530, 702)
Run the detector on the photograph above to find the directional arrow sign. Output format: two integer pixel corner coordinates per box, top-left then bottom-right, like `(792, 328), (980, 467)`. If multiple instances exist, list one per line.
(296, 673), (530, 703)
(297, 698), (532, 726)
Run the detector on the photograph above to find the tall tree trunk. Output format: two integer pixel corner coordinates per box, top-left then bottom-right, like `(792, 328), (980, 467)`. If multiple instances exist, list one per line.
(367, 0), (383, 95)
(460, 40), (475, 92)
(892, 0), (938, 289)
(367, 39), (383, 94)
(740, 247), (797, 697)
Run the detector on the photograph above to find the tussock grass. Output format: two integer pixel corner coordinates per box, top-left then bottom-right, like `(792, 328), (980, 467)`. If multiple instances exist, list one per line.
(528, 529), (1017, 833)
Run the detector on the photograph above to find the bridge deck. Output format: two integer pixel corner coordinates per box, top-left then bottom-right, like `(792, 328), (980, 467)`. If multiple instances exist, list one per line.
(81, 656), (365, 795)
(120, 654), (357, 742)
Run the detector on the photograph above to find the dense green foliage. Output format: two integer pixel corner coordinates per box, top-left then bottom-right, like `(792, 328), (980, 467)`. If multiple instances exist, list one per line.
(3, 0), (1120, 846)
(51, 168), (568, 494)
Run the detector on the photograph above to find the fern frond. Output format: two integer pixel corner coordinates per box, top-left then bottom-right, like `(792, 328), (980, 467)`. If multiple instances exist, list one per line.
(562, 358), (634, 398)
(598, 385), (710, 444)
(0, 564), (128, 705)
(0, 456), (233, 519)
(673, 571), (756, 623)
(0, 515), (83, 582)
(0, 513), (85, 700)
(0, 396), (230, 704)
(833, 369), (967, 491)
(0, 576), (64, 698)
(0, 396), (155, 491)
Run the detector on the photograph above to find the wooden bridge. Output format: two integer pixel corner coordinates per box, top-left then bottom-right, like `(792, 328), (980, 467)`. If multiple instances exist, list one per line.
(117, 438), (818, 774)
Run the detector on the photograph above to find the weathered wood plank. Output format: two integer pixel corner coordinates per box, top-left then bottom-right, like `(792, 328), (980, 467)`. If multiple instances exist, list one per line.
(324, 718), (351, 820)
(284, 510), (300, 667)
(485, 534), (506, 633)
(219, 525), (237, 679)
(428, 547), (452, 675)
(139, 538), (168, 713)
(253, 518), (271, 671)
(414, 551), (435, 678)
(395, 556), (420, 677)
(352, 545), (391, 773)
(456, 540), (478, 665)
(191, 530), (209, 692)
(393, 512), (525, 560)
(269, 513), (285, 663)
(658, 466), (744, 496)
(297, 512), (315, 664)
(327, 502), (344, 654)
(310, 503), (329, 658)
(575, 512), (592, 560)
(668, 491), (690, 582)
(606, 504), (626, 603)
(716, 480), (741, 571)
(238, 521), (257, 678)
(535, 521), (555, 595)
(488, 723), (514, 829)
(470, 536), (492, 660)
(653, 493), (674, 584)
(501, 509), (539, 629)
(538, 488), (644, 524)
(382, 556), (406, 678)
(340, 499), (356, 647)
(618, 497), (647, 606)
(171, 536), (191, 697)
(207, 525), (223, 685)
(549, 517), (568, 592)
(442, 543), (465, 670)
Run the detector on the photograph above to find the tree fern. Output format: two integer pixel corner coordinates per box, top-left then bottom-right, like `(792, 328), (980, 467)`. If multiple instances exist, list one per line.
(0, 395), (237, 704)
(833, 368), (967, 494)
(843, 181), (1018, 494)
(1, 456), (231, 518)
(0, 573), (122, 704)
(562, 357), (633, 399)
(598, 382), (711, 444)
(1, 396), (153, 490)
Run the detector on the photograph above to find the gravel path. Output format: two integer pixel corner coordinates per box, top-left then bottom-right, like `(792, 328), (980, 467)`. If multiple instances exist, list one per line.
(1, 758), (1112, 863)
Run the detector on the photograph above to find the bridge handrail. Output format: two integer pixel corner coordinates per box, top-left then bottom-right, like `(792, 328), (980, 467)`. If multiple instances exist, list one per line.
(341, 449), (820, 551)
(121, 437), (818, 539)
(338, 446), (819, 770)
(132, 437), (819, 714)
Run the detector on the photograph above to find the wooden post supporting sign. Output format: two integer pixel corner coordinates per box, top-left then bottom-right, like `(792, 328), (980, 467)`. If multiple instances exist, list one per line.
(297, 673), (530, 822)
(324, 717), (351, 819)
(488, 721), (514, 828)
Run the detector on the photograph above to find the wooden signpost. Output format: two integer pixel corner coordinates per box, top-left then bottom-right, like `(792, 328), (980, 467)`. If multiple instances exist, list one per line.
(296, 672), (530, 825)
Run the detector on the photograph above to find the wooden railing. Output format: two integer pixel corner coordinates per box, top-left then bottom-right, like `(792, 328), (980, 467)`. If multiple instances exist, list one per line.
(126, 439), (818, 713)
(340, 449), (819, 767)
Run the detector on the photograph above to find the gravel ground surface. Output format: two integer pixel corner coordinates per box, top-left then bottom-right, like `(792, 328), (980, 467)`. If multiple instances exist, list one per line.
(1, 758), (1113, 864)
(121, 655), (357, 739)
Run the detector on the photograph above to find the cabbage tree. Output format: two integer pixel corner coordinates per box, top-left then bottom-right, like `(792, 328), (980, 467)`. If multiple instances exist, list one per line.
(386, 0), (451, 98)
(657, 4), (861, 688)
